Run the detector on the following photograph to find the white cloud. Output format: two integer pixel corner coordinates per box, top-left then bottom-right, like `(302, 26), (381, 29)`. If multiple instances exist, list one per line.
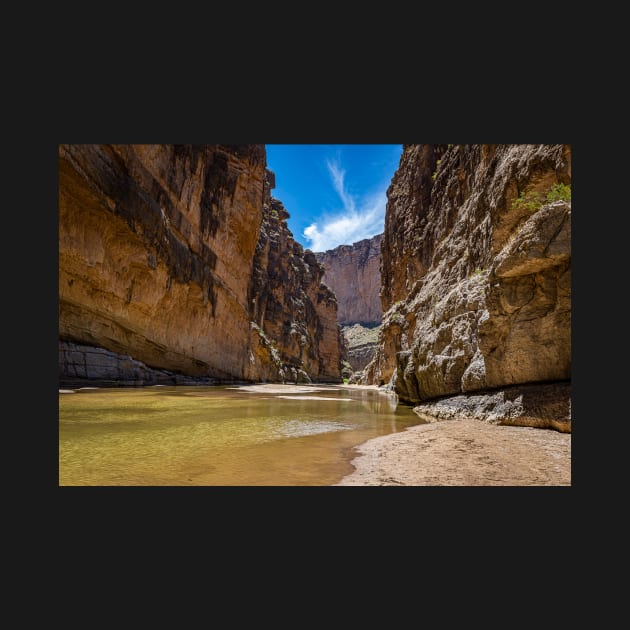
(302, 158), (387, 252)
(326, 160), (356, 214)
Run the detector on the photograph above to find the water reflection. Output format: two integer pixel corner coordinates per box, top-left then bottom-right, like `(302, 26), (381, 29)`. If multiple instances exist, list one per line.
(59, 384), (425, 486)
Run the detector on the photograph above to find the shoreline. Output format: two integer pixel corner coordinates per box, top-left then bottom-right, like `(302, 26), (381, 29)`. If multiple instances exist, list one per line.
(59, 382), (571, 485)
(335, 417), (571, 486)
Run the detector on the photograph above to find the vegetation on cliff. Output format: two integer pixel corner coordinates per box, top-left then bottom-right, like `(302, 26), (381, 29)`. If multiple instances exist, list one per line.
(363, 144), (571, 432)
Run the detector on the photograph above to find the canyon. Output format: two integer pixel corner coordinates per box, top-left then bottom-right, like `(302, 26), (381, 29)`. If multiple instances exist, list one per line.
(59, 145), (343, 387)
(58, 143), (571, 434)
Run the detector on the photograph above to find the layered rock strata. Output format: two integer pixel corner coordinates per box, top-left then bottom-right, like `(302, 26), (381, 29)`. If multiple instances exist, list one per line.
(364, 144), (571, 432)
(59, 145), (342, 386)
(59, 340), (216, 387)
(248, 171), (343, 383)
(315, 235), (383, 377)
(341, 323), (381, 372)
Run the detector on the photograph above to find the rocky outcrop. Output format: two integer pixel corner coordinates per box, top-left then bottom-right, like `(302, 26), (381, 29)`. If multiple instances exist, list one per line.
(347, 341), (378, 372)
(341, 323), (381, 372)
(413, 382), (571, 433)
(247, 171), (343, 383)
(314, 235), (382, 378)
(59, 145), (343, 386)
(59, 340), (217, 387)
(364, 144), (571, 432)
(315, 234), (382, 325)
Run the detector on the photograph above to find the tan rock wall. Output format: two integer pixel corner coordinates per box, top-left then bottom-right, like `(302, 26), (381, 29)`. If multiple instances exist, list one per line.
(59, 144), (265, 380)
(315, 234), (382, 325)
(60, 146), (344, 385)
(364, 144), (571, 430)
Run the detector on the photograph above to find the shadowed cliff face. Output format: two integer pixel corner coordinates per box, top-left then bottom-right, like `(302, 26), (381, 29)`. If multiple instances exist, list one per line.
(364, 144), (571, 432)
(59, 145), (343, 385)
(247, 171), (343, 383)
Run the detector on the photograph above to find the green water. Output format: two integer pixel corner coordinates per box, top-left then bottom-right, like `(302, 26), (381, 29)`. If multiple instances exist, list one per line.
(58, 383), (426, 486)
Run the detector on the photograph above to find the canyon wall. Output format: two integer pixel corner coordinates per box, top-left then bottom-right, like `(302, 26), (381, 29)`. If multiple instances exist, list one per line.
(59, 145), (342, 386)
(247, 171), (344, 383)
(364, 144), (571, 432)
(315, 234), (382, 325)
(315, 234), (382, 375)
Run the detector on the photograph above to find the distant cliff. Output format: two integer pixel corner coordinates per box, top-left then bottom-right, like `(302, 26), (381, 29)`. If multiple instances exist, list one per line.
(315, 234), (382, 325)
(59, 144), (343, 386)
(364, 144), (571, 432)
(314, 235), (382, 375)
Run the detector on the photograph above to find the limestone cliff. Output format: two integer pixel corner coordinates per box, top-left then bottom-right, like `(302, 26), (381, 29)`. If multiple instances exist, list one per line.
(314, 235), (382, 377)
(59, 145), (342, 386)
(364, 144), (571, 432)
(247, 171), (343, 383)
(315, 234), (382, 325)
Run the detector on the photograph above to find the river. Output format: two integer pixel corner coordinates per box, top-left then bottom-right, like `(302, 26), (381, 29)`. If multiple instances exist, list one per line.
(58, 383), (426, 486)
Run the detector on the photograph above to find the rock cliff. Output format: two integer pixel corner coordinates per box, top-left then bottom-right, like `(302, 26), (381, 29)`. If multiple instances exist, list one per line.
(247, 171), (344, 383)
(315, 234), (382, 376)
(364, 144), (571, 432)
(315, 234), (382, 325)
(341, 323), (381, 372)
(59, 145), (342, 386)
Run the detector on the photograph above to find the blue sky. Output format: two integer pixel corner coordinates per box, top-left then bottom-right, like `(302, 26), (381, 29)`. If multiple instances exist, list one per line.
(265, 144), (403, 252)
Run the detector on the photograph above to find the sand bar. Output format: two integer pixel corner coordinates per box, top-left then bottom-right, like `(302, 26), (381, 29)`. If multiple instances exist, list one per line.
(336, 417), (571, 486)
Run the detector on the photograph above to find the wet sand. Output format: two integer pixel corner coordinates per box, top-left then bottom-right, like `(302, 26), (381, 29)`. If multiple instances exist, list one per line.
(60, 383), (570, 485)
(335, 416), (571, 486)
(235, 384), (572, 486)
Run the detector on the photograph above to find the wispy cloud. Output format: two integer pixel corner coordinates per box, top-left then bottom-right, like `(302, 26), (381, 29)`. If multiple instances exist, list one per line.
(303, 158), (387, 252)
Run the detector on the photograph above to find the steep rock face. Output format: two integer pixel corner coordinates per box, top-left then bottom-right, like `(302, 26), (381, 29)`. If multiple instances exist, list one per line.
(247, 171), (343, 383)
(59, 144), (266, 383)
(59, 145), (343, 386)
(364, 144), (571, 432)
(315, 234), (382, 325)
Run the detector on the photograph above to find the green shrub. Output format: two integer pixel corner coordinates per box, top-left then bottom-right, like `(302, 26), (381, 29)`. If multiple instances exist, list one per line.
(431, 159), (442, 181)
(511, 190), (543, 212)
(546, 183), (571, 203)
(512, 182), (571, 213)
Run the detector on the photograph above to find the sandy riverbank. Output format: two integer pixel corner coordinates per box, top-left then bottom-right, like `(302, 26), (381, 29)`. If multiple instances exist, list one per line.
(238, 384), (572, 485)
(335, 416), (571, 486)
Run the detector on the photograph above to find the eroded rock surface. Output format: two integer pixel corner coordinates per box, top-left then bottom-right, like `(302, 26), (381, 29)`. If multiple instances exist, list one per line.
(247, 171), (343, 383)
(363, 144), (571, 431)
(59, 145), (343, 386)
(341, 323), (381, 372)
(314, 235), (383, 377)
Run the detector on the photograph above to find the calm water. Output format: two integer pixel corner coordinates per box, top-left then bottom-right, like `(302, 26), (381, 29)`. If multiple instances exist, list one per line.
(58, 384), (425, 486)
